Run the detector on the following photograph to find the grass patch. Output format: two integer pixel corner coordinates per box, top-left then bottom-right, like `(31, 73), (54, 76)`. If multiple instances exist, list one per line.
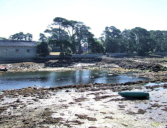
(50, 52), (60, 55)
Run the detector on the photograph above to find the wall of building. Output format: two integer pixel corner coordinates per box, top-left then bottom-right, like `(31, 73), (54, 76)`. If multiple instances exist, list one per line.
(0, 40), (37, 60)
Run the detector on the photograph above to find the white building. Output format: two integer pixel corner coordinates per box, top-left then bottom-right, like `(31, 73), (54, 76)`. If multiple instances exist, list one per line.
(0, 40), (37, 60)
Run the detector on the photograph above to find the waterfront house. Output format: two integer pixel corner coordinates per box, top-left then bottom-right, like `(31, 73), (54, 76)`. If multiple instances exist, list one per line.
(0, 40), (37, 60)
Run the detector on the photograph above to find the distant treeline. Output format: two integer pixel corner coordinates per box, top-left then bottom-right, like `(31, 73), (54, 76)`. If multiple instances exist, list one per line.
(101, 26), (167, 56)
(1, 17), (167, 56)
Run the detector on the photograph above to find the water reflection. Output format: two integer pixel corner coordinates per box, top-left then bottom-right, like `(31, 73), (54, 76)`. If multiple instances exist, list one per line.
(0, 70), (145, 90)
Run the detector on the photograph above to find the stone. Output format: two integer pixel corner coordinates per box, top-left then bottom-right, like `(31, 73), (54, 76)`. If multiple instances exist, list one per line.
(118, 105), (126, 108)
(43, 117), (62, 124)
(75, 114), (88, 119)
(104, 116), (114, 119)
(65, 90), (71, 92)
(161, 107), (167, 111)
(74, 98), (86, 102)
(122, 123), (129, 126)
(151, 103), (162, 108)
(87, 117), (97, 121)
(137, 109), (146, 114)
(69, 120), (84, 125)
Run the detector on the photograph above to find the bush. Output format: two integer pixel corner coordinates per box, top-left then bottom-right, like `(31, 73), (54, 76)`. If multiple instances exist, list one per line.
(59, 47), (72, 58)
(138, 49), (146, 56)
(37, 42), (51, 57)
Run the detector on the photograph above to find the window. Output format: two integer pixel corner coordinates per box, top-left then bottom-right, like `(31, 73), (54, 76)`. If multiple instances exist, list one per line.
(4, 49), (7, 53)
(16, 49), (19, 53)
(27, 49), (30, 52)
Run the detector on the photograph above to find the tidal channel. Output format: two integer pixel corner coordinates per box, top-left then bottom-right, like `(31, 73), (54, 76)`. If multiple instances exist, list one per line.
(0, 70), (145, 90)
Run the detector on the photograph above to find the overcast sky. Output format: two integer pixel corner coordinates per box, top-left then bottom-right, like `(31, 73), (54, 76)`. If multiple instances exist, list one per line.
(0, 0), (167, 41)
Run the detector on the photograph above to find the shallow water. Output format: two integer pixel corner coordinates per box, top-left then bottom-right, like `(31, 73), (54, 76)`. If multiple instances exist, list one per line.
(0, 70), (145, 90)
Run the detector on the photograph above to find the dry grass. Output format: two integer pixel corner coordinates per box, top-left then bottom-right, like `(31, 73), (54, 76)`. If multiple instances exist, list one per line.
(50, 52), (60, 55)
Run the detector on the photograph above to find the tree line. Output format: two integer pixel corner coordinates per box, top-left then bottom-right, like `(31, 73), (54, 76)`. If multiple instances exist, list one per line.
(101, 26), (167, 56)
(9, 32), (33, 41)
(38, 17), (104, 56)
(2, 17), (167, 56)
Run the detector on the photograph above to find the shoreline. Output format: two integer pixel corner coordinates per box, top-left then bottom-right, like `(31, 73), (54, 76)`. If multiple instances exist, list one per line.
(0, 81), (167, 127)
(1, 56), (167, 127)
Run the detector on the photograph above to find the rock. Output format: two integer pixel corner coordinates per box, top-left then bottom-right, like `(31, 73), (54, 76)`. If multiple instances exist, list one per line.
(63, 123), (71, 127)
(45, 108), (51, 111)
(77, 88), (86, 92)
(122, 123), (129, 126)
(42, 111), (52, 117)
(65, 90), (71, 92)
(147, 107), (152, 109)
(90, 88), (100, 91)
(43, 117), (62, 124)
(22, 119), (31, 124)
(151, 103), (162, 108)
(75, 114), (88, 119)
(137, 109), (146, 114)
(161, 107), (167, 111)
(100, 112), (106, 114)
(74, 98), (86, 102)
(127, 111), (136, 115)
(104, 116), (114, 119)
(32, 98), (39, 102)
(78, 103), (82, 106)
(69, 102), (75, 104)
(118, 105), (126, 108)
(68, 120), (84, 125)
(87, 117), (97, 121)
(60, 113), (65, 116)
(11, 104), (20, 109)
(0, 106), (8, 114)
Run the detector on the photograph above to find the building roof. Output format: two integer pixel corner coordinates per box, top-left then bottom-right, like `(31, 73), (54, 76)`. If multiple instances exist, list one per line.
(0, 40), (37, 47)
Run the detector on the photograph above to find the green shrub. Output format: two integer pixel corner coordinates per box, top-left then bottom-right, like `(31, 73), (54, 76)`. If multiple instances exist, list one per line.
(59, 47), (72, 58)
(37, 42), (51, 57)
(138, 49), (146, 56)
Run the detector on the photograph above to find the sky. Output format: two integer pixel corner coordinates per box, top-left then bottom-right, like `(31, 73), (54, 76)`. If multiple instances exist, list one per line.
(0, 0), (167, 41)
